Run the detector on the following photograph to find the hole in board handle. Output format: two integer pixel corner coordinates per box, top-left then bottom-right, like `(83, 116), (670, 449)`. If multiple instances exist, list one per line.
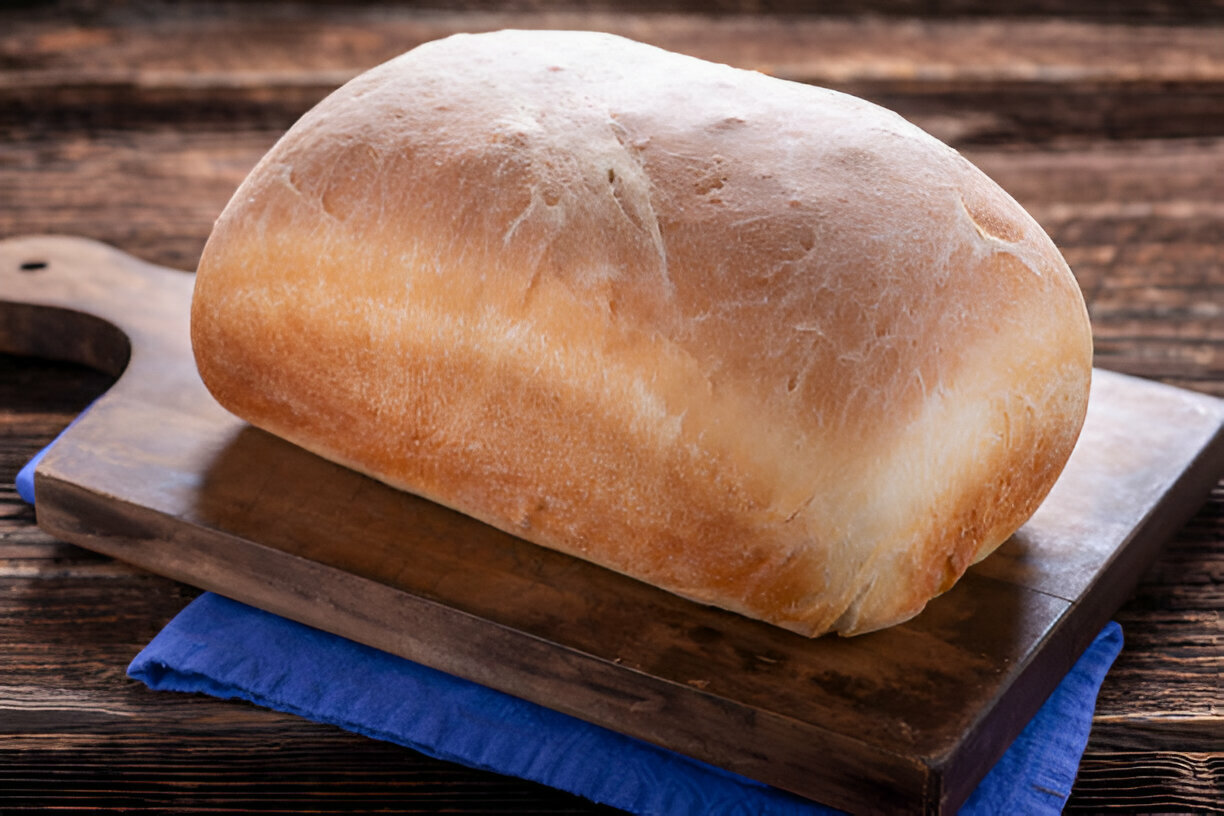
(19, 260), (48, 272)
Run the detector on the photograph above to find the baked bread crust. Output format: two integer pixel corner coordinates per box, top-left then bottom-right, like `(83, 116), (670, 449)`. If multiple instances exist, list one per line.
(191, 30), (1092, 636)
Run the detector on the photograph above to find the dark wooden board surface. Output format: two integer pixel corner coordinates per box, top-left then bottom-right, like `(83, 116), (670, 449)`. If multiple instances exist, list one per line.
(2, 234), (1221, 815)
(2, 3), (1223, 813)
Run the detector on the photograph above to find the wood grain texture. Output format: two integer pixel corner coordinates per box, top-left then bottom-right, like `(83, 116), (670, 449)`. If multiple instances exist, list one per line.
(3, 8), (1222, 143)
(1, 2), (1222, 813)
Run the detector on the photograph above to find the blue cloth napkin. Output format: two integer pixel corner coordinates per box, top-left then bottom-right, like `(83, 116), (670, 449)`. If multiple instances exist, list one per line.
(18, 414), (1123, 814)
(124, 596), (1120, 815)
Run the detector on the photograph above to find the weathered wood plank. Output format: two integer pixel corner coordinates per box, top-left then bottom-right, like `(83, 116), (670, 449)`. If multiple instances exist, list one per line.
(2, 11), (1222, 141)
(0, 130), (271, 270)
(0, 745), (610, 814)
(1067, 752), (1224, 815)
(14, 0), (1224, 23)
(5, 9), (1220, 82)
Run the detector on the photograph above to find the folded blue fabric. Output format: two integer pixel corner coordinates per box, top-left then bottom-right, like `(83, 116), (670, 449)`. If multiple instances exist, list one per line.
(127, 593), (1122, 815)
(18, 418), (1123, 814)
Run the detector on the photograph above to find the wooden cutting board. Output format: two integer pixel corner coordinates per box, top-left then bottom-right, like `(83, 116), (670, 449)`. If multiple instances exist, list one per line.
(4, 235), (1223, 815)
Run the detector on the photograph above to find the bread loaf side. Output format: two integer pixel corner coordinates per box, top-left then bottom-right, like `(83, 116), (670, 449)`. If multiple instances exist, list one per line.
(191, 30), (1093, 636)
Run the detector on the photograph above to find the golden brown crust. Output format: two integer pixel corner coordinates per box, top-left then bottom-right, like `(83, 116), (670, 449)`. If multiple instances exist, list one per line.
(191, 30), (1092, 636)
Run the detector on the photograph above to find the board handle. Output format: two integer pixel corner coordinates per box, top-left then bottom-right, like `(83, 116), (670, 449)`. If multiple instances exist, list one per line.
(0, 235), (201, 410)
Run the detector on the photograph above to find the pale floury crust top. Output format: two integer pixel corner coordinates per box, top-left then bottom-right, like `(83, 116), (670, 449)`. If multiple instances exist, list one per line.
(192, 30), (1093, 636)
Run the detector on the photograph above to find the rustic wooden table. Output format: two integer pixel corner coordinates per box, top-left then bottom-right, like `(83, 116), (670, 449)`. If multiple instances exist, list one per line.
(1, 3), (1220, 813)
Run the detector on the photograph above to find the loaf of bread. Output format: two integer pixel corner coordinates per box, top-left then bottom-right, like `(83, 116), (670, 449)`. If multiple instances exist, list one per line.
(191, 30), (1092, 636)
